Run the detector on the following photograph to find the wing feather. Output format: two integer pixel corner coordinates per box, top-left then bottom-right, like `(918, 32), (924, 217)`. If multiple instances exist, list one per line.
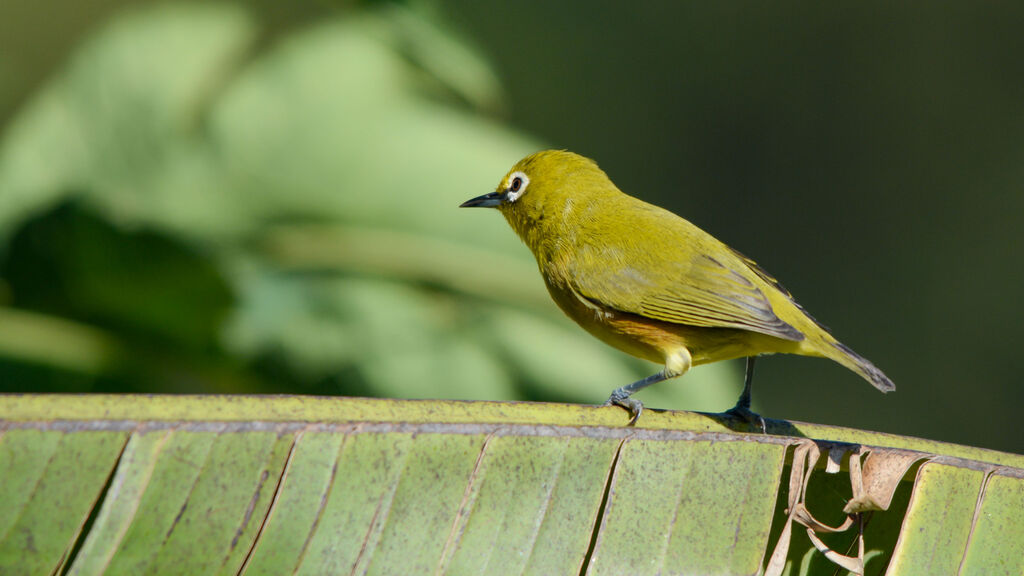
(567, 206), (803, 341)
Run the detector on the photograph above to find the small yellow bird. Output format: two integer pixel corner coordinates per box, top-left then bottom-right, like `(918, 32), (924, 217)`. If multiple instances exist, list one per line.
(461, 150), (894, 426)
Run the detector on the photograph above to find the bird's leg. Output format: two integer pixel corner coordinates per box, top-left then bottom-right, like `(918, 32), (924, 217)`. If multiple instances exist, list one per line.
(604, 371), (670, 425)
(725, 356), (766, 433)
(604, 349), (691, 425)
(736, 355), (756, 410)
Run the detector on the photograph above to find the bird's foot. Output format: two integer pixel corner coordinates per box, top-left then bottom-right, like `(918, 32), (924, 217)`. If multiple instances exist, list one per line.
(603, 390), (643, 426)
(724, 404), (767, 434)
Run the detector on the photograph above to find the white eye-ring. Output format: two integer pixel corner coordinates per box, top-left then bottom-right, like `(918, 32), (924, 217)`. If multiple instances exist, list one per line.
(505, 171), (529, 202)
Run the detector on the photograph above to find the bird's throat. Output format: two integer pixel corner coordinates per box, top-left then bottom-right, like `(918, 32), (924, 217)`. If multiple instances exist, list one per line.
(501, 206), (540, 250)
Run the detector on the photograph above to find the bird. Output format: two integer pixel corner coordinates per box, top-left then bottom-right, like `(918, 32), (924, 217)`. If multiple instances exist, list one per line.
(460, 150), (894, 427)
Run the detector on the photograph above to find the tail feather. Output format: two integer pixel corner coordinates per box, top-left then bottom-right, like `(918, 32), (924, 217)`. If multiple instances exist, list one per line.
(830, 341), (895, 393)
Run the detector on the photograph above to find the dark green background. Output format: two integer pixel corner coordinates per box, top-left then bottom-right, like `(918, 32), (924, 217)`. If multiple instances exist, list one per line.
(1, 1), (1021, 453)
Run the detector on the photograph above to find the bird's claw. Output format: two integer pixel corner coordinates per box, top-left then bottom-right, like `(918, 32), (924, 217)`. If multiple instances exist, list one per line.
(724, 404), (767, 434)
(604, 393), (643, 426)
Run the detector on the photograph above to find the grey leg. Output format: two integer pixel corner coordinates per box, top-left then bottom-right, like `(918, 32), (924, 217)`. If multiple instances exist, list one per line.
(604, 349), (692, 426)
(725, 356), (766, 433)
(737, 355), (755, 410)
(603, 370), (671, 425)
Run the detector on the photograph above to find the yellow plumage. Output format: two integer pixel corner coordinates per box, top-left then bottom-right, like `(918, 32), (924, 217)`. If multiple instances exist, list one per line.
(461, 150), (893, 425)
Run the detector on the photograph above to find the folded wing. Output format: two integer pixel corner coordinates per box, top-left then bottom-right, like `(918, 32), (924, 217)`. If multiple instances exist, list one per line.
(568, 222), (804, 341)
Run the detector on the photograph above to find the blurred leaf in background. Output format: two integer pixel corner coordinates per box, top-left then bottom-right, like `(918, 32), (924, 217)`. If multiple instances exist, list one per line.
(0, 2), (737, 412)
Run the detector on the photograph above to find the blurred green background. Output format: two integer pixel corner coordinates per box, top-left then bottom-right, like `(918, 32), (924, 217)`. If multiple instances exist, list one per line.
(1, 1), (1021, 454)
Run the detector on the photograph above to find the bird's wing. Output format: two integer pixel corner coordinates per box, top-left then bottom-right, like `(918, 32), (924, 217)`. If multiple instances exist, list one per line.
(568, 220), (803, 341)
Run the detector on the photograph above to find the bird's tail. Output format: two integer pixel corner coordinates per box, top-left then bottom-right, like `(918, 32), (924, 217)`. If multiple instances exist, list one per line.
(828, 341), (895, 393)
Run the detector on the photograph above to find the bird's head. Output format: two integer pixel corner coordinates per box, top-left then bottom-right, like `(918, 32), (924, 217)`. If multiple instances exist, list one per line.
(460, 150), (614, 248)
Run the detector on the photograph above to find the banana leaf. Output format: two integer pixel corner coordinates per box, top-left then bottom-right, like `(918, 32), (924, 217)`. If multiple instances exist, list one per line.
(1, 395), (1021, 575)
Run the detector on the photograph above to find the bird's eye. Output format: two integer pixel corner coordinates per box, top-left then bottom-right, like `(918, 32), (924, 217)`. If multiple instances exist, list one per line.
(505, 171), (529, 202)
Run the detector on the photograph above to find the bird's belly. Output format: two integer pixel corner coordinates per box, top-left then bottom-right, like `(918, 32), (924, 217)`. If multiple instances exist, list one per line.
(585, 309), (767, 365)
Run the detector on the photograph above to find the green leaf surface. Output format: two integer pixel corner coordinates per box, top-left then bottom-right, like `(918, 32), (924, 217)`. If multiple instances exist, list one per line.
(68, 430), (172, 576)
(295, 432), (413, 575)
(2, 395), (1023, 575)
(886, 462), (984, 574)
(588, 438), (786, 575)
(238, 431), (343, 576)
(959, 469), (1024, 576)
(442, 435), (620, 575)
(366, 433), (487, 575)
(0, 428), (127, 576)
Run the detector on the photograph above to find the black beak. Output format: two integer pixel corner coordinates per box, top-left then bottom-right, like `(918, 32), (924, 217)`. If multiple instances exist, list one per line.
(459, 191), (503, 208)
